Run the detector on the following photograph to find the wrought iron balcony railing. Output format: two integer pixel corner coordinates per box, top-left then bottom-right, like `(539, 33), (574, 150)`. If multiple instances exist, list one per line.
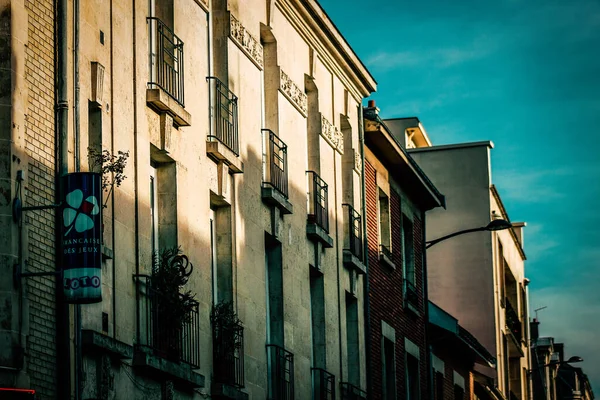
(267, 344), (294, 400)
(343, 204), (362, 261)
(207, 76), (239, 155)
(340, 382), (367, 400)
(505, 298), (522, 342)
(262, 129), (288, 198)
(147, 17), (184, 106)
(307, 171), (329, 233)
(379, 244), (393, 262)
(405, 279), (419, 309)
(312, 368), (335, 400)
(134, 275), (200, 368)
(212, 319), (244, 388)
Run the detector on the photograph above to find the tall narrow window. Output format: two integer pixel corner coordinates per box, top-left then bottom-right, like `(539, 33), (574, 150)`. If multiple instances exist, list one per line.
(453, 372), (465, 400)
(403, 215), (415, 283)
(150, 164), (159, 256)
(310, 268), (326, 368)
(378, 190), (391, 252)
(434, 371), (444, 400)
(346, 294), (360, 386)
(498, 240), (506, 306)
(382, 338), (396, 399)
(406, 352), (420, 400)
(265, 235), (284, 346)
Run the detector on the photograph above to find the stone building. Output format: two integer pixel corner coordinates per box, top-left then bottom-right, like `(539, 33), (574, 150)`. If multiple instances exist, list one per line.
(362, 103), (445, 399)
(0, 0), (376, 398)
(409, 138), (531, 399)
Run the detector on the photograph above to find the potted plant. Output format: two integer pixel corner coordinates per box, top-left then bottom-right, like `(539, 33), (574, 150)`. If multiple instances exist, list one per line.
(150, 247), (196, 362)
(211, 301), (243, 385)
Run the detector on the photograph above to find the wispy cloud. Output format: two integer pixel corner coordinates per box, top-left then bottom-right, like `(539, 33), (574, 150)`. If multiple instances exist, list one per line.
(493, 168), (573, 203)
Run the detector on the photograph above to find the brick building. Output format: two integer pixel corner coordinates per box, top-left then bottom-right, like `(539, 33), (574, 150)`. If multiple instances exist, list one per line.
(0, 0), (377, 398)
(362, 102), (445, 399)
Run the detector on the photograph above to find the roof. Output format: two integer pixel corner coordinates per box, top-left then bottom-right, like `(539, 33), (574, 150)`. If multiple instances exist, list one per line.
(363, 111), (446, 210)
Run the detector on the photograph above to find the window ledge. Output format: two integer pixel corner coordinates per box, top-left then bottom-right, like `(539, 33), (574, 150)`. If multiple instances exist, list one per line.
(261, 186), (293, 214)
(82, 329), (133, 359)
(379, 252), (396, 270)
(404, 301), (421, 317)
(307, 223), (333, 248)
(211, 383), (249, 400)
(133, 347), (205, 388)
(102, 245), (114, 261)
(343, 250), (366, 274)
(146, 88), (191, 127)
(206, 140), (244, 173)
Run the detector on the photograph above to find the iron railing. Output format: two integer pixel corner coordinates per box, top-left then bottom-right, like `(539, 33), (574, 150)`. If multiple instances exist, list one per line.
(267, 344), (294, 400)
(312, 368), (335, 400)
(134, 275), (200, 368)
(207, 76), (239, 155)
(213, 320), (245, 388)
(307, 171), (329, 233)
(343, 204), (362, 261)
(147, 17), (184, 106)
(262, 129), (288, 198)
(405, 279), (419, 309)
(379, 244), (393, 262)
(340, 382), (367, 400)
(505, 298), (522, 342)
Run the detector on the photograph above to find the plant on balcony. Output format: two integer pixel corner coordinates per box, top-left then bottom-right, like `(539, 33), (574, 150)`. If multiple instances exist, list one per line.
(150, 247), (196, 361)
(211, 301), (243, 385)
(88, 148), (130, 208)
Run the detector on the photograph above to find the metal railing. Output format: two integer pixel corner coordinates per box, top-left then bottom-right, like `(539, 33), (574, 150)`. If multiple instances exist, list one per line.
(134, 275), (200, 368)
(405, 279), (419, 309)
(505, 298), (522, 342)
(307, 171), (329, 233)
(262, 129), (288, 198)
(267, 344), (294, 400)
(213, 321), (245, 388)
(207, 76), (239, 155)
(379, 244), (393, 262)
(147, 17), (184, 106)
(312, 368), (335, 400)
(340, 382), (367, 400)
(343, 204), (362, 261)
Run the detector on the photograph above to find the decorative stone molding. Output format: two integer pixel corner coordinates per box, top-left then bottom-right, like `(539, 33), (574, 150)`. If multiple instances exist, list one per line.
(279, 69), (307, 116)
(320, 115), (344, 154)
(229, 13), (263, 69)
(354, 149), (362, 174)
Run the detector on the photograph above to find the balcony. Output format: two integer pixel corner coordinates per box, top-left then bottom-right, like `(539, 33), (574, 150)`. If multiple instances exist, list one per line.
(379, 244), (395, 269)
(404, 279), (419, 313)
(133, 274), (204, 387)
(306, 171), (333, 247)
(312, 368), (335, 400)
(261, 129), (293, 214)
(146, 17), (190, 126)
(505, 298), (524, 357)
(340, 382), (367, 400)
(213, 322), (244, 388)
(267, 344), (294, 400)
(342, 204), (366, 274)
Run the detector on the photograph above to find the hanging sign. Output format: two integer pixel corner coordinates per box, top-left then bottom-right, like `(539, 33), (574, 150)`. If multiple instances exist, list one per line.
(60, 172), (103, 304)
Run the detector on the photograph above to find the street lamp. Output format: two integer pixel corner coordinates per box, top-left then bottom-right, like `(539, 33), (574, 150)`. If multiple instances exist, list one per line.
(425, 219), (513, 249)
(528, 356), (584, 375)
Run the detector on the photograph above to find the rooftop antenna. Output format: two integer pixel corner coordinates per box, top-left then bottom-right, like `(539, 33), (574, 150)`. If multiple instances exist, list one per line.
(534, 306), (547, 320)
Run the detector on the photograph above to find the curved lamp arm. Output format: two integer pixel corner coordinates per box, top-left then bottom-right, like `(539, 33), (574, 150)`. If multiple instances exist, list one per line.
(425, 219), (512, 249)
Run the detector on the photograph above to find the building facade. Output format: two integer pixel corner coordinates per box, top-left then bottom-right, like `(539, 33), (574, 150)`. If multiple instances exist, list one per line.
(409, 140), (531, 399)
(0, 0), (376, 399)
(362, 103), (445, 399)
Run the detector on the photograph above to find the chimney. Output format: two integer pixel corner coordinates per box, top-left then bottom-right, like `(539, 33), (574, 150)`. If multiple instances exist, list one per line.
(530, 318), (540, 341)
(363, 99), (380, 121)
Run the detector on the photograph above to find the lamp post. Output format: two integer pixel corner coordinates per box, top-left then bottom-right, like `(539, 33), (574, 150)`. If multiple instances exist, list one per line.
(528, 356), (584, 375)
(528, 356), (584, 400)
(425, 219), (513, 249)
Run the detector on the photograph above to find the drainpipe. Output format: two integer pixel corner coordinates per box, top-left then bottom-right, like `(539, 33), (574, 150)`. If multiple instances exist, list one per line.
(56, 0), (71, 397)
(132, 0), (141, 348)
(358, 103), (371, 395)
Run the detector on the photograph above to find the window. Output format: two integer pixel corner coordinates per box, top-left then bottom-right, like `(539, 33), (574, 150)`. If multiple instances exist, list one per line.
(453, 372), (465, 400)
(406, 353), (420, 400)
(434, 372), (444, 400)
(149, 157), (178, 255)
(498, 240), (506, 306)
(378, 190), (391, 253)
(382, 338), (396, 399)
(150, 165), (159, 255)
(402, 214), (415, 284)
(310, 268), (326, 368)
(346, 295), (360, 386)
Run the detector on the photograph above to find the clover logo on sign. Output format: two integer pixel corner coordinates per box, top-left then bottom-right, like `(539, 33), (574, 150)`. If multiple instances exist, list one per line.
(63, 189), (100, 236)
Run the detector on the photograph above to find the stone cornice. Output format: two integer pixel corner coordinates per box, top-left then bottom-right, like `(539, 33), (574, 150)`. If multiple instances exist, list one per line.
(275, 0), (376, 102)
(279, 69), (307, 116)
(229, 13), (264, 70)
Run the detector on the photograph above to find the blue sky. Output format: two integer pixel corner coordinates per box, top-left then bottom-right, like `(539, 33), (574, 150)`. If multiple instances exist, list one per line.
(319, 0), (600, 391)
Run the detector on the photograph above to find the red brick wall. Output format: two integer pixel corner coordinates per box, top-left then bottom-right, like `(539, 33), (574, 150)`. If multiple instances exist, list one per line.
(365, 160), (428, 399)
